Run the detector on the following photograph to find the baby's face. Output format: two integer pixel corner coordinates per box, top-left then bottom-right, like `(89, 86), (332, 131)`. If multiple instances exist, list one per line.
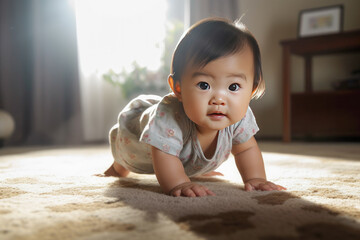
(178, 45), (255, 134)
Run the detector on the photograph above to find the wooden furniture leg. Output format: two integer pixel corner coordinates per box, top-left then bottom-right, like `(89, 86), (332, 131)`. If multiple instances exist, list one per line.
(305, 56), (312, 92)
(282, 46), (291, 142)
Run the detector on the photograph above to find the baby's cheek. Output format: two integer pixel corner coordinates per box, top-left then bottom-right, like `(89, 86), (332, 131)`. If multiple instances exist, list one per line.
(233, 105), (248, 120)
(184, 105), (202, 123)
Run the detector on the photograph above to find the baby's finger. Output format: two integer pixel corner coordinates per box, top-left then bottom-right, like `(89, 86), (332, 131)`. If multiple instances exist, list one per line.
(258, 183), (273, 191)
(201, 185), (215, 196)
(191, 185), (207, 197)
(171, 189), (182, 197)
(266, 182), (280, 191)
(183, 188), (196, 197)
(195, 184), (215, 196)
(267, 182), (286, 191)
(205, 188), (216, 196)
(200, 186), (215, 196)
(245, 182), (255, 191)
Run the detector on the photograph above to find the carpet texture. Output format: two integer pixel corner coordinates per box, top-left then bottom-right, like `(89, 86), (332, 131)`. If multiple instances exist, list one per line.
(0, 142), (359, 240)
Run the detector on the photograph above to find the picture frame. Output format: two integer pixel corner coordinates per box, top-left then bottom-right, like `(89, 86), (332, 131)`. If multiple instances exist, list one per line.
(298, 5), (344, 38)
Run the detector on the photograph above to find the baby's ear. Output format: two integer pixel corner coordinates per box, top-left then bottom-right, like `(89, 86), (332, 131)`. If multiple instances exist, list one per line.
(251, 87), (257, 97)
(168, 75), (182, 101)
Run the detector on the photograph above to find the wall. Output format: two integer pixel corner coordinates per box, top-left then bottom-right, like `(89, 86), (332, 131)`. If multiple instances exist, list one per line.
(238, 0), (360, 138)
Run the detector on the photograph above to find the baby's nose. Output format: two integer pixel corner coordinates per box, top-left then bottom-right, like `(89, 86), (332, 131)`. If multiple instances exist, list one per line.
(210, 95), (225, 105)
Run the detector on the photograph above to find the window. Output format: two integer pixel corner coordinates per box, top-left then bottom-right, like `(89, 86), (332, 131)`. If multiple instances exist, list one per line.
(75, 0), (167, 75)
(73, 0), (184, 141)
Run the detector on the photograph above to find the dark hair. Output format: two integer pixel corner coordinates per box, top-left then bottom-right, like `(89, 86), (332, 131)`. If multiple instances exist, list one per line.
(170, 18), (264, 99)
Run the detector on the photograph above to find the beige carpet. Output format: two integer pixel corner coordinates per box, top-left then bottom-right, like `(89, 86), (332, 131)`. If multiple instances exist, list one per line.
(0, 142), (359, 240)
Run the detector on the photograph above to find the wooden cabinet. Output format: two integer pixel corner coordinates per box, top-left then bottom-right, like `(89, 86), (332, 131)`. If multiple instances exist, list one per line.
(280, 30), (360, 142)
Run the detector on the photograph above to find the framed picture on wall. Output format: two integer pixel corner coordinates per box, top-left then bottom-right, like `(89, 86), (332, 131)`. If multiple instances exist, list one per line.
(298, 5), (344, 38)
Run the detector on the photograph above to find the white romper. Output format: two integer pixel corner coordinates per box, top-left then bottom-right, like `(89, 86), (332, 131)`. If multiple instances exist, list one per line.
(110, 93), (259, 177)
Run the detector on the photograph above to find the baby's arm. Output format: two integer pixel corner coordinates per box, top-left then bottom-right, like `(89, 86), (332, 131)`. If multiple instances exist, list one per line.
(151, 146), (215, 197)
(231, 137), (286, 191)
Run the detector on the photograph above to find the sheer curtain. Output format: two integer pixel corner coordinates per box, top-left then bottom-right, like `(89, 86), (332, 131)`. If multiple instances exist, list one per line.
(75, 0), (167, 142)
(0, 0), (82, 146)
(188, 0), (239, 26)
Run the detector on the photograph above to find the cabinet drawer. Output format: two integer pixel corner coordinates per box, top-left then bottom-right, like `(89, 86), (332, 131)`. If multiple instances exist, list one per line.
(291, 91), (360, 137)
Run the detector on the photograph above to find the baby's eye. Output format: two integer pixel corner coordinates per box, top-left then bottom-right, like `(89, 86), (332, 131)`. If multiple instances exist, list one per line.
(229, 83), (240, 91)
(197, 82), (210, 90)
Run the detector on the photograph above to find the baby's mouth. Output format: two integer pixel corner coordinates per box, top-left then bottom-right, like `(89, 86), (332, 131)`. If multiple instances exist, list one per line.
(208, 113), (225, 116)
(207, 112), (226, 119)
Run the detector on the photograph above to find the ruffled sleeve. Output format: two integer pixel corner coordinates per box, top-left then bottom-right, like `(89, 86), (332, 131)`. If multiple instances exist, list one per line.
(232, 107), (259, 145)
(139, 94), (189, 157)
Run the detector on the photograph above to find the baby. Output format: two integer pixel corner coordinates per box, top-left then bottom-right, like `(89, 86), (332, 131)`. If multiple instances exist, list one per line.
(104, 18), (286, 197)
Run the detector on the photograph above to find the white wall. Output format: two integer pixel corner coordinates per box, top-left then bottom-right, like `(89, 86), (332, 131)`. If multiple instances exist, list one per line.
(239, 0), (360, 138)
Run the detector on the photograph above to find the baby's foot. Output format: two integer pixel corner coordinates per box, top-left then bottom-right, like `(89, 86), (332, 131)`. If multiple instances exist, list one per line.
(96, 163), (130, 177)
(201, 171), (224, 177)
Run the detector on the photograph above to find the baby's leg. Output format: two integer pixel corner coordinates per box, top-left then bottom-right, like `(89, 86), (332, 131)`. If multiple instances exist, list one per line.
(104, 162), (130, 177)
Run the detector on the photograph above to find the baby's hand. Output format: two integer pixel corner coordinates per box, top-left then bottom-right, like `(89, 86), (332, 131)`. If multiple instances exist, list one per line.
(169, 182), (215, 197)
(244, 178), (286, 191)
